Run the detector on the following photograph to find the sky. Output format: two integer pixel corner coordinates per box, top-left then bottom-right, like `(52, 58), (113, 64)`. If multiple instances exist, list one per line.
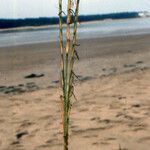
(0, 0), (150, 19)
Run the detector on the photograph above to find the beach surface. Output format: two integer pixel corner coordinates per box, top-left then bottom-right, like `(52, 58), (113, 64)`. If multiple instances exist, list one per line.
(0, 34), (150, 150)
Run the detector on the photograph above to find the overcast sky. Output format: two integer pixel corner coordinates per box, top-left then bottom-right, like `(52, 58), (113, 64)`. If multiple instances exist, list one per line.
(1, 0), (150, 18)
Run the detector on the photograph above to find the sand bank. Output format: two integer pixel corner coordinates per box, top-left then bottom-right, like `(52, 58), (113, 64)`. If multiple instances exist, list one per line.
(0, 34), (150, 150)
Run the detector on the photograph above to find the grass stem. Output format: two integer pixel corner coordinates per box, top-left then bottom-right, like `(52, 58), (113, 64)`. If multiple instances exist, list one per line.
(58, 1), (80, 149)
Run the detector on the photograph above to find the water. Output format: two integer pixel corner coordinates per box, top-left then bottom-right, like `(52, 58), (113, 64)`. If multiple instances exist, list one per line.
(0, 17), (150, 47)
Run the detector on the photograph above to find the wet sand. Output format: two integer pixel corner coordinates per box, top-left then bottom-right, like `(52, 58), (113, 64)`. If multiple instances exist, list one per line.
(0, 34), (150, 150)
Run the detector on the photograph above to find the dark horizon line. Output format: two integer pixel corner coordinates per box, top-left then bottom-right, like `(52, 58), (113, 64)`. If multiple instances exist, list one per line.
(0, 11), (148, 20)
(0, 11), (148, 29)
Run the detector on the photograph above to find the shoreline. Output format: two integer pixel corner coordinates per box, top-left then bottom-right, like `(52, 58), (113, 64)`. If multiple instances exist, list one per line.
(1, 17), (150, 48)
(0, 17), (149, 33)
(1, 31), (150, 49)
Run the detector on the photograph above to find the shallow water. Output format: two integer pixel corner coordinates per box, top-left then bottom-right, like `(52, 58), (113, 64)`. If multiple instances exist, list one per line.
(0, 17), (150, 47)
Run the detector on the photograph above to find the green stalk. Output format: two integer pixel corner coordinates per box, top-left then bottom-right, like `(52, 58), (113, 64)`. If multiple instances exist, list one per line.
(64, 1), (72, 150)
(58, 1), (80, 149)
(58, 2), (67, 148)
(58, 0), (65, 93)
(69, 0), (80, 96)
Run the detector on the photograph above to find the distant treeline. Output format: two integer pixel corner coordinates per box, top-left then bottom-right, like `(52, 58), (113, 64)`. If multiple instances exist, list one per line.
(0, 12), (139, 29)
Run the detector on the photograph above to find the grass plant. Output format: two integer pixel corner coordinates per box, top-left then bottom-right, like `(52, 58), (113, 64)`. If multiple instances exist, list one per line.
(58, 0), (80, 149)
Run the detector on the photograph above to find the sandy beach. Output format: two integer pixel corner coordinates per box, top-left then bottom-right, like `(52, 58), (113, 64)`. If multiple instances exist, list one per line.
(0, 34), (150, 150)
